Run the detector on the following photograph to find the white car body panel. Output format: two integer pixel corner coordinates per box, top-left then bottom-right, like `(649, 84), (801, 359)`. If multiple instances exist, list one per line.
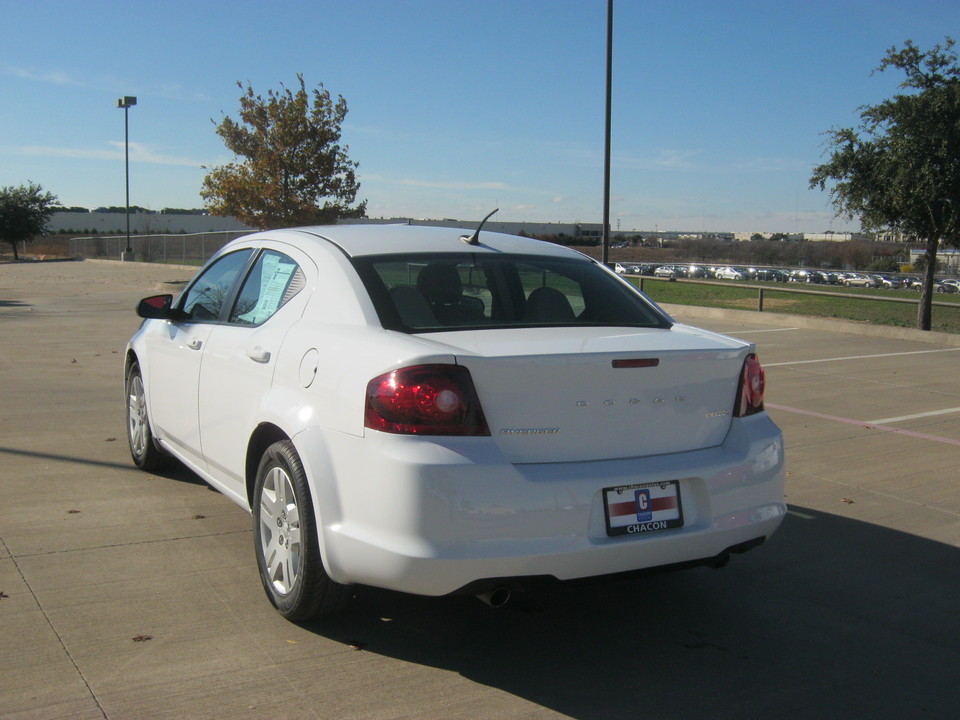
(297, 413), (783, 595)
(433, 330), (747, 464)
(140, 319), (213, 472)
(126, 225), (786, 599)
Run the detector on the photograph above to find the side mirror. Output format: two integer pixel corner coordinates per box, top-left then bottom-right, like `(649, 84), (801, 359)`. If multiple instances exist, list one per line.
(136, 294), (190, 321)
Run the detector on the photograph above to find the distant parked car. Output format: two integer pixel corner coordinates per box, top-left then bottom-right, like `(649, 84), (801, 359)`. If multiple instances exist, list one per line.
(789, 270), (824, 283)
(913, 279), (957, 293)
(940, 279), (960, 293)
(874, 275), (902, 289)
(753, 269), (787, 282)
(654, 265), (679, 278)
(843, 273), (880, 288)
(715, 267), (744, 280)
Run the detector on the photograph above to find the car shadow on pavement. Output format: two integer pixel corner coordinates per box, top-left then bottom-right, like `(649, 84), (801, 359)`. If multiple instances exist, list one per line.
(308, 507), (959, 720)
(0, 445), (134, 471)
(145, 458), (215, 487)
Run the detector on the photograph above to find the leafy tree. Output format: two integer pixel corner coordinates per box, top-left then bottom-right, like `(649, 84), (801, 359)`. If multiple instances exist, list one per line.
(911, 253), (944, 275)
(52, 206), (90, 213)
(810, 38), (960, 330)
(94, 206), (151, 214)
(201, 75), (366, 229)
(0, 182), (59, 260)
(866, 257), (902, 273)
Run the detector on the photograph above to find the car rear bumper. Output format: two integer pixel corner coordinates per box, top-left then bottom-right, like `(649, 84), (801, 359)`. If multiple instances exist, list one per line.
(296, 413), (786, 596)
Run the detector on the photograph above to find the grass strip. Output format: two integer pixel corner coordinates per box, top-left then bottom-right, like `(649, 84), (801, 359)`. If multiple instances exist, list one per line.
(634, 278), (960, 334)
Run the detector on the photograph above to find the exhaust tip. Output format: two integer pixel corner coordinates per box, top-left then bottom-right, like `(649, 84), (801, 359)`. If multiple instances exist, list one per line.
(476, 587), (512, 608)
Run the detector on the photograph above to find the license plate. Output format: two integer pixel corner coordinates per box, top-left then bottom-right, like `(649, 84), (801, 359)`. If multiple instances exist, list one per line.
(603, 481), (684, 537)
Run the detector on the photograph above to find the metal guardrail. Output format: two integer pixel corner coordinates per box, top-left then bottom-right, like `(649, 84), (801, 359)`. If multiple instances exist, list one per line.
(634, 275), (960, 311)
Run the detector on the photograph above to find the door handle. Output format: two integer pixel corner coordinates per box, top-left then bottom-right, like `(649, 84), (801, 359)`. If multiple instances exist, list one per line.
(247, 347), (271, 364)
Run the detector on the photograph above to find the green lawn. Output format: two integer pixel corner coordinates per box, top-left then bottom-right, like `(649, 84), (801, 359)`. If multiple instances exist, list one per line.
(632, 278), (960, 334)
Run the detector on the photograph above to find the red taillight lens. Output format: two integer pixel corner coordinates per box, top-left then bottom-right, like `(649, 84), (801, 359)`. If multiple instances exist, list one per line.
(365, 364), (490, 436)
(734, 353), (766, 417)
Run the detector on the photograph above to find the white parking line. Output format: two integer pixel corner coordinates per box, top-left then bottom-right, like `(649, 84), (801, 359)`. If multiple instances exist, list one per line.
(719, 327), (800, 335)
(765, 347), (960, 367)
(767, 403), (960, 447)
(868, 407), (960, 425)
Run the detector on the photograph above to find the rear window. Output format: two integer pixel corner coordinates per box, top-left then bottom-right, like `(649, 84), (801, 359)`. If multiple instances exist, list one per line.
(353, 253), (670, 333)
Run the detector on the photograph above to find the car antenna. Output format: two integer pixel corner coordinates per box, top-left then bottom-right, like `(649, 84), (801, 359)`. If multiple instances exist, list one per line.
(460, 208), (499, 246)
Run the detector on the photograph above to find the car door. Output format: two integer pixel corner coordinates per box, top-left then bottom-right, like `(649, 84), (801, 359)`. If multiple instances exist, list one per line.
(197, 245), (313, 502)
(145, 248), (255, 472)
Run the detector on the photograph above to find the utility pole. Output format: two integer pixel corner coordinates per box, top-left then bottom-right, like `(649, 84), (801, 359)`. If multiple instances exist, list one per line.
(601, 0), (613, 266)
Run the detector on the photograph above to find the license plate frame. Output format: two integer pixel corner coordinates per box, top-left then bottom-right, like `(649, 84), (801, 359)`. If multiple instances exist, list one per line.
(603, 480), (684, 537)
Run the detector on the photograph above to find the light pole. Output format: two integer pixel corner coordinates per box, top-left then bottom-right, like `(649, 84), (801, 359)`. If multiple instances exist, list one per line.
(117, 96), (137, 261)
(601, 0), (613, 266)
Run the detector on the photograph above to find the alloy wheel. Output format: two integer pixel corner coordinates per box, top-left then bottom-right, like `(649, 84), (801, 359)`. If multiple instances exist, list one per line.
(258, 466), (302, 596)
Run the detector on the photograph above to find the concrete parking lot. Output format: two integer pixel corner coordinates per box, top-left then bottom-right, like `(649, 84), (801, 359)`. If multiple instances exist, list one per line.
(1, 259), (958, 720)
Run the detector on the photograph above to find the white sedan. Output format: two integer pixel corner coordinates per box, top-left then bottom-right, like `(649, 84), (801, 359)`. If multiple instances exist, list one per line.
(125, 224), (785, 619)
(714, 267), (744, 280)
(653, 265), (678, 278)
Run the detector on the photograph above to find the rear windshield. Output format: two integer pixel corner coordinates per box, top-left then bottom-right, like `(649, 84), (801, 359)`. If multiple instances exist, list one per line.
(353, 252), (671, 333)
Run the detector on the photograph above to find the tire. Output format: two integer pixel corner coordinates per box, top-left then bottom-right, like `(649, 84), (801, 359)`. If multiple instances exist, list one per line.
(125, 362), (167, 471)
(253, 440), (350, 620)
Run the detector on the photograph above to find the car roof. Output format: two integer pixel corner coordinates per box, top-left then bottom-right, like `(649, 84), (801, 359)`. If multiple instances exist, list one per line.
(246, 224), (587, 261)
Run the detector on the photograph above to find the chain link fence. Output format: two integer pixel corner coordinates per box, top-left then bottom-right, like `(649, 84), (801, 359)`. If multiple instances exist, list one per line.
(68, 231), (250, 265)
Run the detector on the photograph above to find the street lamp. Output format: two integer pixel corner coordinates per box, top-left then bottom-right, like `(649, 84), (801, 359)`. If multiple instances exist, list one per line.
(601, 0), (613, 266)
(117, 95), (137, 261)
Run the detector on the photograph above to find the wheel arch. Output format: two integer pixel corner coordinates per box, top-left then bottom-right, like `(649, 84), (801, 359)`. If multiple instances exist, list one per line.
(124, 348), (140, 378)
(245, 423), (290, 508)
(123, 348), (169, 471)
(246, 423), (348, 584)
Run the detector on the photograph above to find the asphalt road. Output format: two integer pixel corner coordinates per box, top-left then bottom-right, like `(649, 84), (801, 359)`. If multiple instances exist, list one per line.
(1, 259), (958, 720)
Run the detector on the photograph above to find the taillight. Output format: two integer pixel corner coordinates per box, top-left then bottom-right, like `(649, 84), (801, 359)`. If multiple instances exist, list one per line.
(734, 353), (766, 417)
(365, 364), (490, 436)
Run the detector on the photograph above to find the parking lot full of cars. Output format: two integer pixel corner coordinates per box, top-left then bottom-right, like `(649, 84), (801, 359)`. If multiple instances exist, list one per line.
(614, 263), (959, 293)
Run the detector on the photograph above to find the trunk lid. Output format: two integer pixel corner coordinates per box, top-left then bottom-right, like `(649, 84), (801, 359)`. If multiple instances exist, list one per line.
(427, 325), (751, 464)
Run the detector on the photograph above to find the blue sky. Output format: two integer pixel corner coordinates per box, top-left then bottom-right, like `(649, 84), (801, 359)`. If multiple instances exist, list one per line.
(1, 0), (957, 233)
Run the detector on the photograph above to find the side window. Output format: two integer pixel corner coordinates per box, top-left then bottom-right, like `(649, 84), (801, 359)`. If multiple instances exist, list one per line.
(229, 250), (304, 325)
(181, 249), (254, 321)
